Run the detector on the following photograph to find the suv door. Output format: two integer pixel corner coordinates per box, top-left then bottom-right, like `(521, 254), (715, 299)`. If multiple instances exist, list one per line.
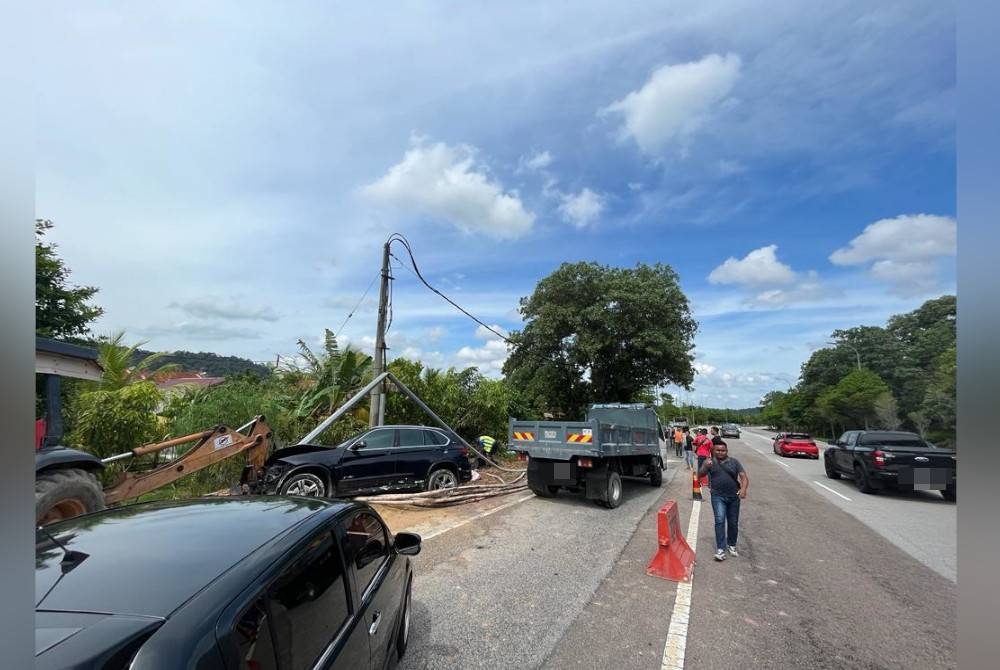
(337, 428), (397, 495)
(221, 528), (370, 670)
(340, 510), (402, 670)
(394, 428), (444, 488)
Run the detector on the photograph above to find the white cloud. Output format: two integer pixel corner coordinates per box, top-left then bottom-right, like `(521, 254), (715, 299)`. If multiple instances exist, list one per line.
(708, 245), (796, 287)
(455, 339), (508, 376)
(558, 188), (605, 228)
(425, 326), (447, 343)
(750, 271), (838, 307)
(136, 322), (262, 341)
(830, 214), (956, 265)
(168, 298), (279, 322)
(829, 214), (956, 295)
(518, 150), (553, 172)
(603, 53), (742, 153)
(694, 362), (717, 376)
(361, 138), (535, 239)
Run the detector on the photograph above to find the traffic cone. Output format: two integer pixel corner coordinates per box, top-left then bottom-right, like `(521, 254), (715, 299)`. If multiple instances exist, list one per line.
(692, 471), (702, 501)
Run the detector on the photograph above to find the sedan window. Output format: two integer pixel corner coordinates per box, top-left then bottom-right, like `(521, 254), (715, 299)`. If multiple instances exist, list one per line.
(234, 599), (278, 670)
(344, 512), (390, 597)
(266, 532), (350, 670)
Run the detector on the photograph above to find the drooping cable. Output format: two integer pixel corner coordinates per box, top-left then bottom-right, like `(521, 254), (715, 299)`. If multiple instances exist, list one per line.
(386, 233), (511, 344)
(334, 271), (380, 339)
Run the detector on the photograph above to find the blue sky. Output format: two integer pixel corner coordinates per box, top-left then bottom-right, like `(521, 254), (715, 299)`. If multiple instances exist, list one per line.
(36, 1), (956, 408)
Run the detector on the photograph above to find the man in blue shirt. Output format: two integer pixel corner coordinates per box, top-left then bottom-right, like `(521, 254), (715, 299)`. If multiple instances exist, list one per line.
(698, 440), (749, 561)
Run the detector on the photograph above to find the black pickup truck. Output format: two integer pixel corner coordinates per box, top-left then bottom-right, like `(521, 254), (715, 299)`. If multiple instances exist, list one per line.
(824, 430), (956, 501)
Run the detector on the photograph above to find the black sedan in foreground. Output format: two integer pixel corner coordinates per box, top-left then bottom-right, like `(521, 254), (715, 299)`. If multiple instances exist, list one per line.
(260, 424), (473, 498)
(36, 497), (421, 670)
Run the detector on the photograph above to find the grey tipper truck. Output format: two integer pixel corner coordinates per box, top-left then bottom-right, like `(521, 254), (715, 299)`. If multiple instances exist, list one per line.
(510, 403), (667, 508)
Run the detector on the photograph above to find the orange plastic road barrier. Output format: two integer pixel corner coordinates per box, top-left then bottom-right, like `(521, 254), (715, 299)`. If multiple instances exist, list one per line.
(647, 500), (695, 582)
(691, 471), (703, 501)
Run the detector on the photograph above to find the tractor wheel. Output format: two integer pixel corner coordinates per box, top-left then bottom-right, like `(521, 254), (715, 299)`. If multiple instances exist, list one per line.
(36, 468), (105, 526)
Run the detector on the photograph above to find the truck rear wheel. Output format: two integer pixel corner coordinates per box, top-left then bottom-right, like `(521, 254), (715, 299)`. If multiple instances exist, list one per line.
(36, 468), (105, 526)
(598, 471), (623, 509)
(650, 462), (663, 487)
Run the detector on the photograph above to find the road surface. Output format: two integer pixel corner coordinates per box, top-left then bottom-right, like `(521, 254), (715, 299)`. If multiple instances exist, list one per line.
(394, 435), (956, 669)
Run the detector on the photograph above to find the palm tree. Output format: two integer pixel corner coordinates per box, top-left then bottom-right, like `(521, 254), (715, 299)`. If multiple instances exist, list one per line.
(294, 329), (373, 418)
(96, 330), (182, 390)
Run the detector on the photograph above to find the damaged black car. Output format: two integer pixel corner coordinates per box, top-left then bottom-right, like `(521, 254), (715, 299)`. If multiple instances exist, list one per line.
(260, 425), (474, 498)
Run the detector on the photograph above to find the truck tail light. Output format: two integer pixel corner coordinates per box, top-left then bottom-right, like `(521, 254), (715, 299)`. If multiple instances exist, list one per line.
(577, 457), (593, 468)
(873, 450), (886, 468)
(517, 452), (528, 462)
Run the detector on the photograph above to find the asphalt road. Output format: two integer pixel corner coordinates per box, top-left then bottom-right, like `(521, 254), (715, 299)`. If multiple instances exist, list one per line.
(740, 426), (956, 581)
(396, 436), (956, 669)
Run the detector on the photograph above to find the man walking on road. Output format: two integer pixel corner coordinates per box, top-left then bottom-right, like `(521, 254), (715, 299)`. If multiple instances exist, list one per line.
(673, 426), (684, 458)
(698, 440), (749, 561)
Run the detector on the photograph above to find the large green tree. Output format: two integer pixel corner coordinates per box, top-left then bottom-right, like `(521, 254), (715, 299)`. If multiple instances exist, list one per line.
(504, 262), (696, 417)
(35, 219), (103, 338)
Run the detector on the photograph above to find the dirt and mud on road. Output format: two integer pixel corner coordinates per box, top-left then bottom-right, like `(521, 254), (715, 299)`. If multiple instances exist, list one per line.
(372, 462), (530, 539)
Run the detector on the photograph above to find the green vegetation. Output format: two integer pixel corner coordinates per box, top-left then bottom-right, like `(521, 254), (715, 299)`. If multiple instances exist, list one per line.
(35, 219), (104, 340)
(504, 262), (696, 418)
(759, 296), (956, 446)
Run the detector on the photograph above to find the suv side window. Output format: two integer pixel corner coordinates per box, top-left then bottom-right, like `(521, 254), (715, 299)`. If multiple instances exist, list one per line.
(344, 511), (390, 598)
(423, 429), (449, 446)
(360, 428), (395, 450)
(846, 432), (859, 447)
(397, 428), (425, 448)
(266, 531), (351, 670)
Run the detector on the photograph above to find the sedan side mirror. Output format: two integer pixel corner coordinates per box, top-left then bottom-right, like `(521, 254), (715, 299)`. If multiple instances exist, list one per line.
(394, 531), (422, 556)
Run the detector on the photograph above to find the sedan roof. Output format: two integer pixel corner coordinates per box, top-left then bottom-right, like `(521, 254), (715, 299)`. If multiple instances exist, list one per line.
(36, 497), (350, 618)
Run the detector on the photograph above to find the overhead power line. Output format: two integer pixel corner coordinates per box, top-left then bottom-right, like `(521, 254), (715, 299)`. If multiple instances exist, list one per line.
(334, 271), (381, 339)
(386, 233), (511, 344)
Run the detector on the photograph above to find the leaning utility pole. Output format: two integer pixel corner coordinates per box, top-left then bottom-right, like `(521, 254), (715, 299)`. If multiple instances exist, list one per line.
(369, 241), (392, 427)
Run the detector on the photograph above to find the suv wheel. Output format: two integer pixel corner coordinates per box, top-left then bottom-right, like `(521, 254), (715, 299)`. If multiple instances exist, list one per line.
(426, 468), (458, 491)
(824, 457), (841, 480)
(280, 472), (326, 497)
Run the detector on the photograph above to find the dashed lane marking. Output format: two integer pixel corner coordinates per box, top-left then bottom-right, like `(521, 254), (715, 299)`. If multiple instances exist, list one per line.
(813, 481), (853, 502)
(774, 459), (791, 469)
(660, 500), (702, 670)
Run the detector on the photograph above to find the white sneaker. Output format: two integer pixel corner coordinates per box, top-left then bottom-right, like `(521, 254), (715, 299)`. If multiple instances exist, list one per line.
(714, 549), (727, 561)
(728, 546), (739, 557)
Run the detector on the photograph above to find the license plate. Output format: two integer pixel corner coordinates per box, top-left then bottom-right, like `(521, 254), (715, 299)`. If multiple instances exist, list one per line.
(899, 467), (950, 490)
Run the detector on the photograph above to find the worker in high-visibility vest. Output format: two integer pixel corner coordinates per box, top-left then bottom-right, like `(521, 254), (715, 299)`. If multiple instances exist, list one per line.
(478, 435), (499, 466)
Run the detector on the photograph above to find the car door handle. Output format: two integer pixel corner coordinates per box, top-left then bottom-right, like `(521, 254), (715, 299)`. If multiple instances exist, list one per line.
(369, 610), (381, 636)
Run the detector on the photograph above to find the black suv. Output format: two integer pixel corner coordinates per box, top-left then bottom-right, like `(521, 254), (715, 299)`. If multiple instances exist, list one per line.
(35, 497), (421, 670)
(261, 425), (474, 498)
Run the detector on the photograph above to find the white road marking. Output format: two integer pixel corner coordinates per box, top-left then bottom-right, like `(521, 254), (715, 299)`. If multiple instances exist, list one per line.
(660, 500), (701, 670)
(774, 459), (791, 469)
(813, 481), (853, 502)
(420, 493), (536, 541)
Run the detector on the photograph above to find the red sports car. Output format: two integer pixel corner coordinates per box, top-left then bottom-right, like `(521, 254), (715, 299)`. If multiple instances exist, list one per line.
(773, 432), (820, 458)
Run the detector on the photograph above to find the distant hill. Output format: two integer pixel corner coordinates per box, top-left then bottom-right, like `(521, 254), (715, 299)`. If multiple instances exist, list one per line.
(132, 349), (271, 378)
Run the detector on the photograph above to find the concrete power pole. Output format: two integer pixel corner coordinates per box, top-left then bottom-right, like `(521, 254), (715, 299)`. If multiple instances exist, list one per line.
(369, 241), (392, 428)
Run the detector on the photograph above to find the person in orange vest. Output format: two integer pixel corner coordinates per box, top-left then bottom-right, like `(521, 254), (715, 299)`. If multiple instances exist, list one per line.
(673, 426), (684, 458)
